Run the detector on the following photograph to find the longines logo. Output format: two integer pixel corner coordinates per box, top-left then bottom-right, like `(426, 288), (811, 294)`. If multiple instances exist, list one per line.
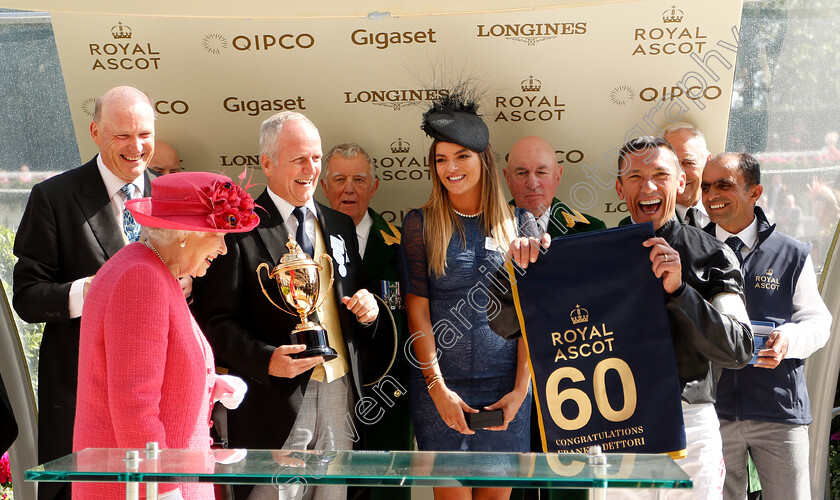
(81, 97), (190, 116)
(610, 85), (634, 106)
(343, 88), (448, 111)
(223, 96), (307, 116)
(220, 154), (262, 168)
(374, 138), (430, 182)
(89, 22), (162, 70)
(350, 28), (438, 49)
(202, 32), (315, 54)
(494, 76), (566, 122)
(632, 6), (707, 56)
(476, 21), (586, 45)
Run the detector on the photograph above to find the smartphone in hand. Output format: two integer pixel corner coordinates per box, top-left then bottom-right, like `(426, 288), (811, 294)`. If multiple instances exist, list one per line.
(464, 409), (504, 430)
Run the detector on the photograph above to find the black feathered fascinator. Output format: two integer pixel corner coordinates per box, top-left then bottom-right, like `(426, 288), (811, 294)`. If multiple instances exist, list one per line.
(421, 91), (489, 153)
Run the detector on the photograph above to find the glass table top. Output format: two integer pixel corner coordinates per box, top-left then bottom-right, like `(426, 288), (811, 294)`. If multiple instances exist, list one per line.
(26, 448), (692, 489)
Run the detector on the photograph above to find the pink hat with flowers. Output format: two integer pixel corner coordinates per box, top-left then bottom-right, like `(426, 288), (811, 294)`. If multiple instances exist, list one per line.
(126, 172), (259, 233)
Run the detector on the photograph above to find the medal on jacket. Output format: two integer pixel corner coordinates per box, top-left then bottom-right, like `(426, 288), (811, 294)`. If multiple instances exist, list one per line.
(380, 280), (403, 310)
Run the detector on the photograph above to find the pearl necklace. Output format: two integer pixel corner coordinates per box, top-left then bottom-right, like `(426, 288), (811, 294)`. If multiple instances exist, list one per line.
(143, 239), (166, 265)
(452, 208), (482, 218)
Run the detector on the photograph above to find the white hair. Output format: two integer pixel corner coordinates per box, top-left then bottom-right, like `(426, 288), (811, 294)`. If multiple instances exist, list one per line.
(259, 111), (318, 163)
(660, 121), (709, 154)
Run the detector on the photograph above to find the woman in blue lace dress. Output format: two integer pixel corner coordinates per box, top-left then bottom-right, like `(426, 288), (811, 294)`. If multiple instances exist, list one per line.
(401, 93), (545, 500)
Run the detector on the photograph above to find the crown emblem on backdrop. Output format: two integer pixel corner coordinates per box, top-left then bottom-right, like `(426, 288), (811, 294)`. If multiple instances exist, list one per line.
(570, 304), (589, 325)
(662, 6), (684, 23)
(764, 269), (774, 276)
(111, 22), (132, 39)
(390, 138), (410, 154)
(521, 76), (542, 92)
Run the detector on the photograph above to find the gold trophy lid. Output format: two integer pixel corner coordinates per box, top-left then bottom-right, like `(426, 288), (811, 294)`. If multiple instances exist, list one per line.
(275, 235), (319, 272)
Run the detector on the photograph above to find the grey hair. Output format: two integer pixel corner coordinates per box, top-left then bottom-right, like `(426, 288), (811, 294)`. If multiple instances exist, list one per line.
(259, 111), (318, 163)
(322, 142), (375, 178)
(660, 121), (710, 154)
(142, 227), (208, 247)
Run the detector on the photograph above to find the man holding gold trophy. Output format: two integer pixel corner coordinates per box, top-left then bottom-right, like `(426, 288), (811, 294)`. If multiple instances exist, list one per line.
(193, 111), (388, 500)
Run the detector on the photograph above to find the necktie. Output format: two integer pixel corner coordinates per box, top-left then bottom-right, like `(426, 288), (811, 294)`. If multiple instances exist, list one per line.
(684, 207), (697, 227)
(120, 183), (140, 243)
(293, 206), (314, 257)
(725, 235), (745, 267)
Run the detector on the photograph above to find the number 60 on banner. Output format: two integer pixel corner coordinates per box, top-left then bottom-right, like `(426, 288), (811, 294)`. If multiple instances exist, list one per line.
(545, 358), (637, 431)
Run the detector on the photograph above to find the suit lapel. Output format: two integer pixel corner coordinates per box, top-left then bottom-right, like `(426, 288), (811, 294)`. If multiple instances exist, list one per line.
(74, 158), (124, 259)
(254, 190), (291, 265)
(363, 209), (398, 278)
(316, 202), (349, 299)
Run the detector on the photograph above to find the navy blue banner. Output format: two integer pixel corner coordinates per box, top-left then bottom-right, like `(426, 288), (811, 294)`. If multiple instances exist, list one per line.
(510, 223), (685, 457)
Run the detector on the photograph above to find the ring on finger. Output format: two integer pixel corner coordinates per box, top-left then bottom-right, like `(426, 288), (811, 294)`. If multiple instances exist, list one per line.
(664, 253), (669, 262)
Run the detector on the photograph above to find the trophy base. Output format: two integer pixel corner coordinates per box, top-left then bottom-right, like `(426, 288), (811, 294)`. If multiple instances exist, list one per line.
(290, 324), (339, 361)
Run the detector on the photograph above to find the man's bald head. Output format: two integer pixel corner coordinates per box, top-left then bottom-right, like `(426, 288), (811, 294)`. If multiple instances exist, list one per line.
(89, 86), (156, 183)
(504, 136), (563, 217)
(149, 141), (181, 175)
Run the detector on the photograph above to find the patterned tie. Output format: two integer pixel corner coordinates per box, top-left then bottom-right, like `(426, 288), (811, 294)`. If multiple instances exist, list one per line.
(684, 207), (697, 227)
(725, 235), (745, 267)
(293, 206), (314, 257)
(120, 183), (140, 243)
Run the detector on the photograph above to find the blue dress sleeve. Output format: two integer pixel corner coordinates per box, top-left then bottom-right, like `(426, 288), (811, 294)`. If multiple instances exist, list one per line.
(399, 209), (430, 299)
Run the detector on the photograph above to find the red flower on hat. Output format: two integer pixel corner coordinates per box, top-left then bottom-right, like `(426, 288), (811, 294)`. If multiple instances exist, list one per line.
(205, 179), (258, 230)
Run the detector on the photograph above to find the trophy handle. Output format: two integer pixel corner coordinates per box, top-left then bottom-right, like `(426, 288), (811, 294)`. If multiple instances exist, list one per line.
(315, 254), (334, 311)
(256, 262), (295, 315)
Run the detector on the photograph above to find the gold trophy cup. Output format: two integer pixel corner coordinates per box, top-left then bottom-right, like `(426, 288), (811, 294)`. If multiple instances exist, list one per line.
(256, 235), (339, 360)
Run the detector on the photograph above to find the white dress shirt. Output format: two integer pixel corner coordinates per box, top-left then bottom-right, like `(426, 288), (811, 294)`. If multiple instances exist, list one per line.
(68, 155), (146, 318)
(266, 188), (319, 246)
(677, 202), (710, 228)
(714, 217), (832, 359)
(355, 211), (373, 258)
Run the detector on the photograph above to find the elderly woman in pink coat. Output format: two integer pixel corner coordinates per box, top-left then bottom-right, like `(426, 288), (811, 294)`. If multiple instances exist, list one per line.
(73, 172), (259, 500)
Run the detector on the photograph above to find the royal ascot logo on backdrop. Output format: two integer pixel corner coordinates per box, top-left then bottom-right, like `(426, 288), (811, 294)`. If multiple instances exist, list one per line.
(609, 85), (635, 106)
(201, 32), (315, 54)
(342, 88), (448, 111)
(222, 95), (307, 116)
(493, 76), (566, 123)
(373, 138), (430, 182)
(350, 28), (438, 49)
(88, 22), (162, 70)
(476, 21), (586, 45)
(631, 6), (708, 56)
(81, 96), (190, 116)
(552, 305), (615, 362)
(755, 268), (781, 291)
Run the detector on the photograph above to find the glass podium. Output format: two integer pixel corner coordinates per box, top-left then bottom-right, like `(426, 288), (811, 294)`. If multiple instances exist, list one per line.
(25, 446), (691, 499)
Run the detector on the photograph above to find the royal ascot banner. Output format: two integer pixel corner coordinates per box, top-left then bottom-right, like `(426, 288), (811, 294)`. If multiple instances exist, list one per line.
(45, 0), (743, 226)
(510, 223), (685, 456)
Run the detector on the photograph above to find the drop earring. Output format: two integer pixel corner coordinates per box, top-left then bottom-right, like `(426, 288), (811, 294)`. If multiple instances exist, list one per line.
(180, 241), (186, 248)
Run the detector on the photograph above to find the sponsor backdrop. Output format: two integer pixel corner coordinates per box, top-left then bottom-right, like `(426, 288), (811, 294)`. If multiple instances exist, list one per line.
(47, 0), (743, 226)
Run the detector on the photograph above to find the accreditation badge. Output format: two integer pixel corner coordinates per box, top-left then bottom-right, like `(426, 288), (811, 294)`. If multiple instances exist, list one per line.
(380, 280), (403, 310)
(509, 223), (685, 458)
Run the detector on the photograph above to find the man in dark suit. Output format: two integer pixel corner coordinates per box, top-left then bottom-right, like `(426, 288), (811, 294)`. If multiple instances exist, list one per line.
(13, 85), (156, 500)
(192, 112), (382, 500)
(320, 142), (411, 500)
(504, 136), (606, 237)
(662, 122), (712, 228)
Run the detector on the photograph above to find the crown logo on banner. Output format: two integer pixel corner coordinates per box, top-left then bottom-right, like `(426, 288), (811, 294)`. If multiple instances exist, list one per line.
(521, 76), (542, 92)
(662, 6), (684, 23)
(570, 304), (589, 325)
(764, 268), (774, 277)
(111, 22), (132, 39)
(390, 138), (410, 154)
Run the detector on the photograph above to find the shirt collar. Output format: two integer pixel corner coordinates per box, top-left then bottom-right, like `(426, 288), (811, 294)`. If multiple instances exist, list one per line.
(266, 188), (318, 222)
(357, 210), (373, 238)
(96, 154), (146, 198)
(715, 216), (759, 251)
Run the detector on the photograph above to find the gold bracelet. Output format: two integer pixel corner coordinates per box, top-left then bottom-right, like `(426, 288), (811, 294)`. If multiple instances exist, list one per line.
(426, 374), (442, 391)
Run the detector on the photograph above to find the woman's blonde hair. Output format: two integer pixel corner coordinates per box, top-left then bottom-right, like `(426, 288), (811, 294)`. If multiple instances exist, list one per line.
(422, 140), (516, 277)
